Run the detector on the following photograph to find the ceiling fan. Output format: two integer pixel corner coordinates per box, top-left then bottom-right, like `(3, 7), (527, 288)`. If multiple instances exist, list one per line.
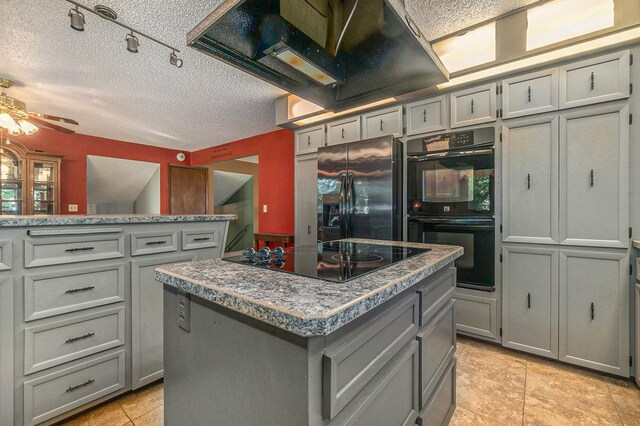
(0, 78), (79, 136)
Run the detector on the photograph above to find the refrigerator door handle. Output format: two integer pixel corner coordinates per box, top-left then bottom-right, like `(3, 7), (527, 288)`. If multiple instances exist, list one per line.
(345, 173), (354, 238)
(338, 174), (347, 239)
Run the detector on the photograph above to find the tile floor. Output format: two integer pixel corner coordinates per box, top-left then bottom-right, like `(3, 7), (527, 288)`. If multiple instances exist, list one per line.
(62, 336), (640, 426)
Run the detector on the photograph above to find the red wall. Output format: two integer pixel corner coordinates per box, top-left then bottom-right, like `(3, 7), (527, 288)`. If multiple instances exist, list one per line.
(13, 130), (189, 214)
(191, 129), (294, 234)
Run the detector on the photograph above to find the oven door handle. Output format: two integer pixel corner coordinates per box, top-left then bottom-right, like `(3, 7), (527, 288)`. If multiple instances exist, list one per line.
(408, 217), (494, 225)
(432, 224), (495, 231)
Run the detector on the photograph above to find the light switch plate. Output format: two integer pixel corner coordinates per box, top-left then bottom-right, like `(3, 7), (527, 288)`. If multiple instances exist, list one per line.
(177, 290), (190, 333)
(68, 204), (78, 212)
(263, 204), (268, 213)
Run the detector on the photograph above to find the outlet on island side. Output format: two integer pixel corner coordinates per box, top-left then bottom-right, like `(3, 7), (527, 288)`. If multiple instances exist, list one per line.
(177, 290), (191, 333)
(68, 204), (78, 212)
(263, 204), (268, 213)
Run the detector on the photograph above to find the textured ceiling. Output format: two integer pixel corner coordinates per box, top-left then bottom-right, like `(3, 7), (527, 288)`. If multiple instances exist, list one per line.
(1, 0), (539, 151)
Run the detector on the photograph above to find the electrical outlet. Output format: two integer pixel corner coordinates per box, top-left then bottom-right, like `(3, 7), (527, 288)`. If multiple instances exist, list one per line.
(263, 204), (268, 213)
(68, 204), (78, 212)
(177, 290), (190, 332)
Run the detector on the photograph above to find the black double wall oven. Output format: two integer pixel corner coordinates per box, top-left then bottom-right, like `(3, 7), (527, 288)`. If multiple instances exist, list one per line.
(407, 128), (496, 291)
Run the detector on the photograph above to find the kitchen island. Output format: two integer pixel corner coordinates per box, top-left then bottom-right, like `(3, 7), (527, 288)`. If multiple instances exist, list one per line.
(155, 239), (462, 426)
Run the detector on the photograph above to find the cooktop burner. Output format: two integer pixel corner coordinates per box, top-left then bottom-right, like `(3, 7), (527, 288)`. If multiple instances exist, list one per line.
(224, 241), (431, 283)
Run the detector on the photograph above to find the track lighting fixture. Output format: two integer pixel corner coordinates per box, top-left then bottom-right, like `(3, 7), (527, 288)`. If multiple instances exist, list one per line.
(68, 6), (85, 31)
(126, 32), (139, 53)
(65, 1), (183, 68)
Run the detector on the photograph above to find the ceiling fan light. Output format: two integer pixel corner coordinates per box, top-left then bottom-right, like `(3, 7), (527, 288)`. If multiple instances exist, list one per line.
(69, 7), (85, 31)
(19, 120), (38, 136)
(126, 32), (139, 53)
(0, 112), (19, 130)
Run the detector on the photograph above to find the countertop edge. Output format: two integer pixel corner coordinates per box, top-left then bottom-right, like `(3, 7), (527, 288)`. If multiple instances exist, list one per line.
(0, 214), (237, 227)
(633, 240), (640, 249)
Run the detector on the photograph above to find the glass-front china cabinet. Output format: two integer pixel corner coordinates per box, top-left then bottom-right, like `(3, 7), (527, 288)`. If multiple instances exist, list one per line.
(0, 140), (62, 215)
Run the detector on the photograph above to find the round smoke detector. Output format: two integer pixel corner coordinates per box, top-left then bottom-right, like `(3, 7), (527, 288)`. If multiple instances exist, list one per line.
(93, 5), (118, 20)
(176, 153), (186, 162)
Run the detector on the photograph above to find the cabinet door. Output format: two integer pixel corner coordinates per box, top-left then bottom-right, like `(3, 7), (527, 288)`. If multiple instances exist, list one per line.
(362, 106), (403, 139)
(0, 277), (13, 426)
(559, 50), (630, 109)
(502, 115), (559, 244)
(502, 68), (559, 119)
(294, 155), (318, 249)
(327, 116), (361, 145)
(450, 83), (497, 128)
(131, 253), (196, 389)
(502, 246), (558, 359)
(406, 96), (447, 136)
(559, 103), (629, 248)
(296, 125), (325, 155)
(559, 250), (629, 376)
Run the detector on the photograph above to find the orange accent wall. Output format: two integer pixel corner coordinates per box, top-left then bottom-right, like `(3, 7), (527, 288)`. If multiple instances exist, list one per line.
(190, 129), (294, 234)
(12, 129), (189, 214)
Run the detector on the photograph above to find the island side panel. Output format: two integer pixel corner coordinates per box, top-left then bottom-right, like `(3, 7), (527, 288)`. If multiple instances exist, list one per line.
(163, 285), (312, 426)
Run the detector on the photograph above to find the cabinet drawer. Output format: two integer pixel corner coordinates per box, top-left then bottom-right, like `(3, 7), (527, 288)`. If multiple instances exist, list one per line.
(0, 240), (11, 270)
(406, 96), (447, 136)
(362, 106), (403, 138)
(327, 116), (361, 145)
(131, 231), (178, 256)
(182, 229), (220, 251)
(416, 358), (456, 426)
(296, 125), (325, 154)
(24, 234), (125, 268)
(417, 266), (456, 326)
(417, 300), (456, 408)
(24, 350), (125, 426)
(559, 50), (630, 109)
(450, 83), (497, 128)
(24, 306), (125, 374)
(25, 264), (125, 322)
(502, 69), (559, 119)
(323, 294), (419, 419)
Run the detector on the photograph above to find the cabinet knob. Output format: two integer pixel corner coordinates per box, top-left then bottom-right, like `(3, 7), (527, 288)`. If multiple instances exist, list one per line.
(590, 169), (594, 187)
(527, 173), (531, 190)
(307, 135), (311, 145)
(471, 99), (475, 114)
(423, 109), (427, 123)
(527, 86), (531, 103)
(527, 293), (531, 309)
(591, 302), (595, 320)
(307, 225), (311, 235)
(380, 119), (384, 131)
(590, 72), (595, 90)
(341, 128), (345, 139)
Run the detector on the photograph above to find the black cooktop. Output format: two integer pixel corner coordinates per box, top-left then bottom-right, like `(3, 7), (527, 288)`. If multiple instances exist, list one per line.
(223, 241), (431, 283)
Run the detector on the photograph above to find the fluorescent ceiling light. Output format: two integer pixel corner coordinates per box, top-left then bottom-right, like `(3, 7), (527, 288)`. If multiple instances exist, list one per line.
(433, 22), (496, 73)
(275, 49), (338, 86)
(527, 0), (614, 51)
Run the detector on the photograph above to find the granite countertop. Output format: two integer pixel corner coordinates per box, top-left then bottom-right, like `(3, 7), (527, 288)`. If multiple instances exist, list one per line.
(0, 214), (237, 227)
(155, 239), (463, 337)
(633, 240), (640, 249)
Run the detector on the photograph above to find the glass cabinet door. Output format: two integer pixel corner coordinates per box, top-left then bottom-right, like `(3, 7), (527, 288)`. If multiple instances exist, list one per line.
(0, 149), (24, 215)
(32, 160), (56, 214)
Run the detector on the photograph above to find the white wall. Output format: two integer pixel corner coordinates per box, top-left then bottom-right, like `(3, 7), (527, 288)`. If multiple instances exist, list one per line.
(134, 168), (160, 214)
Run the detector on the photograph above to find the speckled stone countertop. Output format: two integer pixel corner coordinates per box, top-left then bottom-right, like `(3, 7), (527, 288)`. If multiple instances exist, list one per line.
(0, 214), (237, 227)
(633, 240), (640, 249)
(155, 239), (463, 337)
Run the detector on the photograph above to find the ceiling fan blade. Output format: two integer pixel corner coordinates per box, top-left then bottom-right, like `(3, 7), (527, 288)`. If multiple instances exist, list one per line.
(29, 112), (79, 125)
(29, 116), (76, 134)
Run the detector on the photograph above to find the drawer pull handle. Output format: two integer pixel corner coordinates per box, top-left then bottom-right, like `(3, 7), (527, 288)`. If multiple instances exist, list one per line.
(307, 225), (311, 235)
(527, 86), (531, 102)
(145, 240), (167, 246)
(527, 293), (531, 309)
(65, 286), (95, 294)
(590, 72), (595, 90)
(591, 302), (595, 320)
(65, 247), (95, 253)
(307, 135), (311, 145)
(423, 109), (427, 123)
(527, 173), (531, 190)
(590, 169), (594, 187)
(193, 237), (210, 241)
(66, 379), (95, 393)
(341, 128), (345, 139)
(380, 119), (384, 131)
(471, 99), (474, 114)
(65, 332), (95, 344)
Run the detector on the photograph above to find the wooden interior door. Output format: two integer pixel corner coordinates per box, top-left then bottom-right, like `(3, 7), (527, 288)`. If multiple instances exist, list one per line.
(169, 165), (209, 214)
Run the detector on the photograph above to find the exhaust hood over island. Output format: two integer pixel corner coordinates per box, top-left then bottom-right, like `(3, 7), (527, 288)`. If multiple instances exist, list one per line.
(187, 0), (449, 111)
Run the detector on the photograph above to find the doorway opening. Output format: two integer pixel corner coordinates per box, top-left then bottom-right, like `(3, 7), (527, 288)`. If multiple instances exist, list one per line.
(86, 156), (160, 214)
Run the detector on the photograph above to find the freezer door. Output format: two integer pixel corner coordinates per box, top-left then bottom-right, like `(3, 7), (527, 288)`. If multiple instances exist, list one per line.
(318, 143), (348, 241)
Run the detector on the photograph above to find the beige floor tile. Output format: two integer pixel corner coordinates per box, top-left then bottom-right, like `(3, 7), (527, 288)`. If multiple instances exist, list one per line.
(525, 360), (619, 420)
(119, 383), (164, 420)
(457, 343), (527, 392)
(606, 378), (640, 426)
(457, 370), (525, 425)
(450, 406), (506, 425)
(132, 405), (164, 426)
(524, 394), (621, 425)
(62, 401), (131, 426)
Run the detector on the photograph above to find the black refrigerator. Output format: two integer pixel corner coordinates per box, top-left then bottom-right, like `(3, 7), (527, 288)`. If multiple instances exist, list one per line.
(317, 135), (403, 242)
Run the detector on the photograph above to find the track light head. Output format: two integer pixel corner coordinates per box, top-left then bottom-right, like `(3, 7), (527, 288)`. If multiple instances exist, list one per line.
(169, 51), (183, 68)
(126, 32), (139, 53)
(69, 6), (85, 31)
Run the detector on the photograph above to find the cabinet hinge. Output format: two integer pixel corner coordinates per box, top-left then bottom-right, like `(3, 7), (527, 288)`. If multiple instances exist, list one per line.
(499, 327), (503, 337)
(499, 253), (503, 263)
(500, 85), (503, 94)
(496, 85), (500, 95)
(630, 227), (633, 238)
(630, 356), (633, 367)
(631, 83), (634, 95)
(630, 264), (633, 276)
(500, 224), (503, 233)
(499, 133), (503, 142)
(630, 114), (633, 125)
(630, 53), (634, 66)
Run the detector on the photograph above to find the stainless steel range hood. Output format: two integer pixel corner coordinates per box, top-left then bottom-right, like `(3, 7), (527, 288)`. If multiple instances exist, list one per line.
(187, 0), (449, 112)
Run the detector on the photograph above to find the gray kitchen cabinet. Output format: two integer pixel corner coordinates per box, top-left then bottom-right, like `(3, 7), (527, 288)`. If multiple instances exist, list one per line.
(294, 154), (318, 249)
(559, 50), (631, 109)
(296, 125), (326, 155)
(559, 249), (629, 376)
(559, 103), (629, 248)
(405, 95), (447, 136)
(326, 116), (361, 145)
(502, 68), (559, 119)
(1, 277), (14, 426)
(0, 240), (11, 270)
(502, 246), (559, 359)
(362, 106), (403, 139)
(454, 290), (498, 340)
(131, 253), (197, 390)
(450, 82), (497, 128)
(502, 114), (559, 244)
